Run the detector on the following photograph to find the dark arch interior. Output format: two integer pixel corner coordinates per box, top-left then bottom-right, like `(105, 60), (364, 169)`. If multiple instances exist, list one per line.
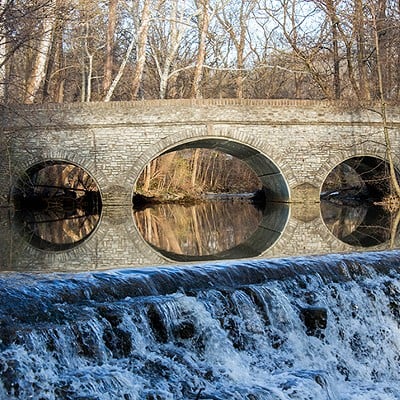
(320, 156), (397, 247)
(163, 138), (289, 201)
(321, 156), (396, 202)
(12, 160), (102, 251)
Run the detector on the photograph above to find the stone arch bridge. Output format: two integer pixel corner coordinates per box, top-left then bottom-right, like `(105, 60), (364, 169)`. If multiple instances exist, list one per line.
(1, 99), (400, 271)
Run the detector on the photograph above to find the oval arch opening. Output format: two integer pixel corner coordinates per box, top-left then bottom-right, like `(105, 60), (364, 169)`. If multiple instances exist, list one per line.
(320, 156), (399, 247)
(11, 160), (102, 251)
(132, 138), (289, 262)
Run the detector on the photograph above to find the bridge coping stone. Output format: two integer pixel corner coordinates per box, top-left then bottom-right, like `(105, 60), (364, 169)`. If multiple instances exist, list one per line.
(3, 99), (400, 129)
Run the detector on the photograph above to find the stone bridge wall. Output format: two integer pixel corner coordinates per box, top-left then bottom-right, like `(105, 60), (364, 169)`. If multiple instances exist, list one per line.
(2, 99), (400, 205)
(1, 99), (400, 271)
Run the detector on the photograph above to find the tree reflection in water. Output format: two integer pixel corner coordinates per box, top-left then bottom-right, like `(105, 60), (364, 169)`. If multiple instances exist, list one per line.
(14, 209), (101, 251)
(320, 201), (394, 247)
(133, 199), (263, 258)
(320, 156), (400, 248)
(12, 161), (102, 251)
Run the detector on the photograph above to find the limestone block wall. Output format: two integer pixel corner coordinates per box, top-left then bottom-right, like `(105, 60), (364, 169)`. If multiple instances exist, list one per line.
(1, 98), (400, 271)
(2, 99), (400, 206)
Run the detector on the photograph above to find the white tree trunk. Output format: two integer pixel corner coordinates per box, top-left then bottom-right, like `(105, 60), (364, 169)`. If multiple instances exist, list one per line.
(104, 33), (136, 102)
(131, 0), (152, 99)
(191, 0), (209, 98)
(24, 6), (55, 104)
(84, 21), (93, 102)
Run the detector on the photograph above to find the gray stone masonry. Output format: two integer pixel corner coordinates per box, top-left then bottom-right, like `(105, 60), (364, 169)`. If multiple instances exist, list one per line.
(2, 99), (400, 206)
(1, 99), (400, 271)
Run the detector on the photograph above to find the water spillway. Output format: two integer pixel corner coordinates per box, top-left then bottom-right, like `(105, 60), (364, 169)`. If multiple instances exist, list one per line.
(1, 251), (400, 399)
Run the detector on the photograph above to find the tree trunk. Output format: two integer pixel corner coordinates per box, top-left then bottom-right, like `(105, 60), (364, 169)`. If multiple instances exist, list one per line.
(0, 0), (7, 103)
(55, 24), (65, 103)
(104, 32), (136, 102)
(191, 148), (200, 188)
(355, 0), (369, 101)
(42, 15), (63, 102)
(191, 0), (209, 98)
(376, 0), (388, 99)
(103, 0), (118, 97)
(216, 1), (252, 99)
(372, 6), (400, 199)
(131, 0), (152, 100)
(236, 2), (247, 99)
(315, 0), (342, 99)
(329, 7), (340, 99)
(157, 0), (181, 99)
(24, 8), (55, 104)
(84, 20), (93, 103)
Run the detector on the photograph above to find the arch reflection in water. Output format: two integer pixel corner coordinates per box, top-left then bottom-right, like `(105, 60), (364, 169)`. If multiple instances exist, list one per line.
(320, 156), (398, 247)
(12, 160), (102, 251)
(320, 201), (394, 247)
(133, 199), (289, 261)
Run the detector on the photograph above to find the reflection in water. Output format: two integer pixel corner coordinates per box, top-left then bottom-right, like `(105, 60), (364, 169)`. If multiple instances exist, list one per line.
(321, 200), (394, 247)
(134, 199), (266, 260)
(13, 208), (101, 251)
(320, 155), (400, 248)
(12, 161), (102, 251)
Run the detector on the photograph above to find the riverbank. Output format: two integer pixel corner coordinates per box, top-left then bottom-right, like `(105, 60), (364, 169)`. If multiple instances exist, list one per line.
(132, 189), (267, 209)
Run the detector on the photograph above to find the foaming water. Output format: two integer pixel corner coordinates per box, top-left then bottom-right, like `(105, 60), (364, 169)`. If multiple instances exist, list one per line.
(1, 251), (400, 399)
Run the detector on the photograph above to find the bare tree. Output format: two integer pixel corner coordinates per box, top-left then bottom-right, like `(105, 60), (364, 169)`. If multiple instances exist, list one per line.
(369, 1), (400, 201)
(1, 0), (57, 103)
(354, 0), (370, 101)
(0, 0), (7, 103)
(0, 0), (399, 103)
(321, 0), (341, 99)
(131, 0), (152, 99)
(42, 4), (65, 103)
(264, 0), (335, 99)
(149, 0), (193, 99)
(103, 0), (119, 97)
(216, 0), (257, 98)
(24, 2), (56, 103)
(103, 1), (137, 102)
(191, 0), (210, 98)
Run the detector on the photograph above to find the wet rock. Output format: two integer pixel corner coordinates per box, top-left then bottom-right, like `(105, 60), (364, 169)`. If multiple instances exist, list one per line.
(300, 307), (327, 337)
(173, 320), (196, 340)
(270, 333), (286, 349)
(143, 359), (171, 379)
(103, 326), (132, 357)
(147, 304), (168, 343)
(383, 281), (400, 322)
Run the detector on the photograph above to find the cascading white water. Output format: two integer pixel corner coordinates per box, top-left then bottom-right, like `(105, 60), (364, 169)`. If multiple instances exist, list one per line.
(1, 251), (400, 399)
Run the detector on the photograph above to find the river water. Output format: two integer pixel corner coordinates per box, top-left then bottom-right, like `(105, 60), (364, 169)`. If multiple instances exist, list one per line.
(133, 199), (396, 258)
(6, 197), (398, 267)
(1, 199), (400, 399)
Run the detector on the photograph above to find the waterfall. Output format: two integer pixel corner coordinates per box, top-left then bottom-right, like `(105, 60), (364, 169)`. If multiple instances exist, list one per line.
(1, 251), (400, 399)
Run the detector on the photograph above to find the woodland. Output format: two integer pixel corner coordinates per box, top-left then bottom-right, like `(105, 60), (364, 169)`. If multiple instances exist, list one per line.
(0, 0), (399, 104)
(1, 0), (399, 199)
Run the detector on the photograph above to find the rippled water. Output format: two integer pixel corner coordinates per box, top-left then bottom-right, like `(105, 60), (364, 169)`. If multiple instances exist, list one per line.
(1, 251), (400, 399)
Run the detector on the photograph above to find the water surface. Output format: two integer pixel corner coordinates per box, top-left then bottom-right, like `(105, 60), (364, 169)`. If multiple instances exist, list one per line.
(1, 197), (399, 272)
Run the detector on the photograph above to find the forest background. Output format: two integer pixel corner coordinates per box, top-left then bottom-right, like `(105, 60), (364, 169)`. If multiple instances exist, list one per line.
(1, 0), (399, 197)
